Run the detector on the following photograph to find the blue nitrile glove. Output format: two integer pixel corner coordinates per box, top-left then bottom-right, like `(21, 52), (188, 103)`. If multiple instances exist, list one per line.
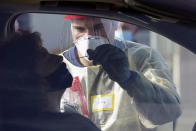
(87, 44), (131, 83)
(47, 63), (73, 91)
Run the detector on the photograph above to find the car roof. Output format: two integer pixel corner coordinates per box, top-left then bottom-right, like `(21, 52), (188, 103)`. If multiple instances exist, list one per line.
(1, 0), (196, 53)
(1, 0), (196, 21)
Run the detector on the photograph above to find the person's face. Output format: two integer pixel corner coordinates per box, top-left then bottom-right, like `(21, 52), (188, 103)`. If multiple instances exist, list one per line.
(70, 17), (108, 41)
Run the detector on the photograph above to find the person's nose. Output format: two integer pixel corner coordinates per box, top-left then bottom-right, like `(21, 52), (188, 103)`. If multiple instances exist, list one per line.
(85, 29), (95, 36)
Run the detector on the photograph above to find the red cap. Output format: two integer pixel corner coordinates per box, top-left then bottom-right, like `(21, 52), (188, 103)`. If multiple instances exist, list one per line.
(64, 15), (87, 19)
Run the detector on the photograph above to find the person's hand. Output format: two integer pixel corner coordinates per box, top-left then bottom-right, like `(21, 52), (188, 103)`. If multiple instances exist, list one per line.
(87, 44), (131, 83)
(47, 63), (73, 91)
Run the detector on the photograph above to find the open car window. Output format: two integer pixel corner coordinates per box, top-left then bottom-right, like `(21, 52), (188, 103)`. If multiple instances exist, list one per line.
(13, 13), (196, 131)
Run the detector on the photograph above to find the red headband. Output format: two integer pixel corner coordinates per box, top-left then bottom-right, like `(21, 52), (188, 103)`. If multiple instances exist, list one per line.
(64, 15), (87, 19)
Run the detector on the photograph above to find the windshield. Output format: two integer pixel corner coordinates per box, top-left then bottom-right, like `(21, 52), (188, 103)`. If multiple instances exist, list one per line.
(6, 13), (196, 131)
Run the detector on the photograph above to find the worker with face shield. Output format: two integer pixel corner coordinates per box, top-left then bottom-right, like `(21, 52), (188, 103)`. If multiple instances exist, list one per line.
(60, 15), (182, 131)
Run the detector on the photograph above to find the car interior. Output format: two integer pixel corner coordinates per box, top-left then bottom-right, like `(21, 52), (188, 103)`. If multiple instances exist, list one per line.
(0, 0), (196, 131)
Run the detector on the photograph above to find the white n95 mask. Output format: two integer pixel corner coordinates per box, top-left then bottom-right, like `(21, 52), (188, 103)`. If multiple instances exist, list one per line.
(75, 35), (110, 61)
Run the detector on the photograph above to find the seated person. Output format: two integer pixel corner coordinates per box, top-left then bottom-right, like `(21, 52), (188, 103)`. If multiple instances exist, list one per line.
(0, 31), (100, 131)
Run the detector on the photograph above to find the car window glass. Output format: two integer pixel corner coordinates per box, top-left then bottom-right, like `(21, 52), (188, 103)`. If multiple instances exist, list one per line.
(14, 13), (196, 131)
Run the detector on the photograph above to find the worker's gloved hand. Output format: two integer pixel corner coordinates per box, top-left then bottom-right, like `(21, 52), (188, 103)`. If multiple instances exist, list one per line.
(87, 44), (131, 83)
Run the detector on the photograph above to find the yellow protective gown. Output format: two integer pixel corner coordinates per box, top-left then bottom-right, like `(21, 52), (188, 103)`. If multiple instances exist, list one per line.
(60, 40), (182, 131)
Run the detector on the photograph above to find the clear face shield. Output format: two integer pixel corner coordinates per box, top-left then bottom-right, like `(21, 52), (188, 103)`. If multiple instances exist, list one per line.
(64, 15), (118, 61)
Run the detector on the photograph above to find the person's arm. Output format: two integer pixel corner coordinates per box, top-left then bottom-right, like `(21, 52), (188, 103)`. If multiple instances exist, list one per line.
(119, 46), (182, 128)
(87, 44), (182, 128)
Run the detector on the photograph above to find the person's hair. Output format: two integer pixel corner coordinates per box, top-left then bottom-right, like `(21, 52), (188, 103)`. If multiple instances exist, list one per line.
(0, 31), (51, 117)
(0, 31), (43, 70)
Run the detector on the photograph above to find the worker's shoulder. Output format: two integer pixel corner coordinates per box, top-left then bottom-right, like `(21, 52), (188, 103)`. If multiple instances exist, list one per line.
(116, 39), (153, 56)
(123, 40), (164, 61)
(115, 38), (151, 50)
(125, 41), (151, 50)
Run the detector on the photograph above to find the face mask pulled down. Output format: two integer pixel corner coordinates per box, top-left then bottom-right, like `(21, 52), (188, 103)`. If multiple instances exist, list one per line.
(75, 35), (110, 61)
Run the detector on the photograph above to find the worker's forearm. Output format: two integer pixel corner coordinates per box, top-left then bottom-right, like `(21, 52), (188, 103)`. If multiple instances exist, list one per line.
(119, 71), (182, 125)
